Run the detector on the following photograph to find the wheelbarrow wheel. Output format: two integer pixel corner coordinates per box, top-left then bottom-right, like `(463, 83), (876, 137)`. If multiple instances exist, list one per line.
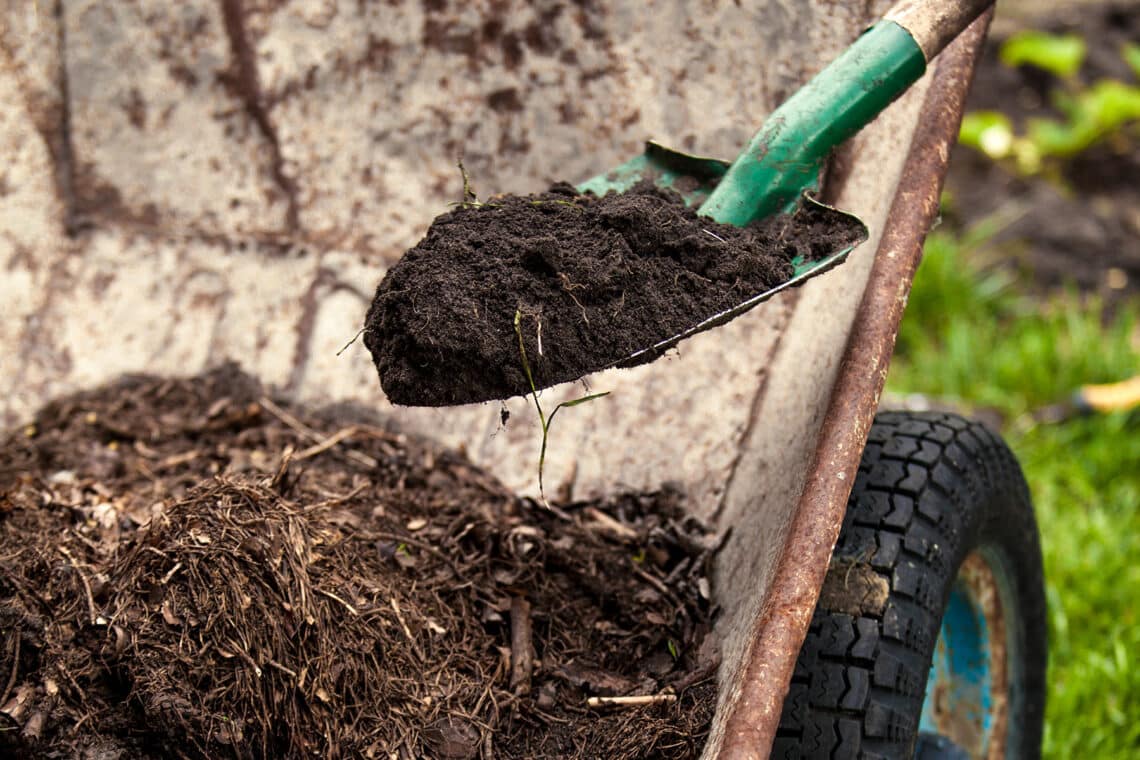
(773, 411), (1046, 759)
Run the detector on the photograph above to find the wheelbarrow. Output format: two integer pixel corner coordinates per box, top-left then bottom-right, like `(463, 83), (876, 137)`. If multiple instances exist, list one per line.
(0, 0), (1045, 757)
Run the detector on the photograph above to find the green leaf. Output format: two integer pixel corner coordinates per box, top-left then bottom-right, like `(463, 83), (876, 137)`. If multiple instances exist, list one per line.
(1000, 31), (1086, 78)
(1123, 42), (1140, 81)
(1027, 80), (1140, 158)
(546, 392), (610, 429)
(558, 392), (612, 408)
(667, 639), (679, 660)
(959, 111), (1014, 158)
(1085, 79), (1140, 128)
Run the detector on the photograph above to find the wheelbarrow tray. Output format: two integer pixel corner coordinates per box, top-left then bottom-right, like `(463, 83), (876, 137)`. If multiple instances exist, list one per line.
(0, 2), (990, 756)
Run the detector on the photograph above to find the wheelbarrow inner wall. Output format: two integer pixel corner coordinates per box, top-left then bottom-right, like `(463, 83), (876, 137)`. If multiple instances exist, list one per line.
(1, 1), (957, 756)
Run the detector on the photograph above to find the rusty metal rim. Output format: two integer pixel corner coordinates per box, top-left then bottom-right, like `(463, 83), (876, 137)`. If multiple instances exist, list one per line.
(715, 10), (995, 758)
(919, 549), (1012, 758)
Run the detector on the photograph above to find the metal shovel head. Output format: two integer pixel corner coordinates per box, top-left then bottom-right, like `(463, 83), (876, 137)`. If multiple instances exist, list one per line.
(577, 141), (868, 369)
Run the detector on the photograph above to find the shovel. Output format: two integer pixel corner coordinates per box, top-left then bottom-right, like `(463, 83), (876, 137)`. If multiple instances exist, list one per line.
(367, 0), (993, 406)
(578, 0), (994, 369)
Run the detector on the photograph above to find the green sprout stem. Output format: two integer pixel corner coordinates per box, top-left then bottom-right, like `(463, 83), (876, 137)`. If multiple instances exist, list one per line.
(448, 159), (503, 210)
(458, 158), (476, 204)
(514, 310), (609, 506)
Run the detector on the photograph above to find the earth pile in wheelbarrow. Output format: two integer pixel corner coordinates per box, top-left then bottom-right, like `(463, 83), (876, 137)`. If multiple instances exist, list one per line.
(0, 365), (719, 759)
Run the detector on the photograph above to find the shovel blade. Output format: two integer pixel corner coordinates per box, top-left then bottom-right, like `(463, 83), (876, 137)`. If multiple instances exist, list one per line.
(576, 141), (868, 369)
(577, 140), (729, 206)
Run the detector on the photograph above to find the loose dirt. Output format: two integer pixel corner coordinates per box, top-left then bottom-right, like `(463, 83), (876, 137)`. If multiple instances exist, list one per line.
(0, 365), (720, 759)
(365, 181), (866, 406)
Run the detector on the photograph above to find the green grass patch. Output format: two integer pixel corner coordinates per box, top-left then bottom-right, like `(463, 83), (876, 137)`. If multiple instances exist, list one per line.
(888, 230), (1140, 757)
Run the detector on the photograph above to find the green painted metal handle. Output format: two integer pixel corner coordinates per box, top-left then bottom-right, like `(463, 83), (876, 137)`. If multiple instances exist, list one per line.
(698, 21), (926, 227)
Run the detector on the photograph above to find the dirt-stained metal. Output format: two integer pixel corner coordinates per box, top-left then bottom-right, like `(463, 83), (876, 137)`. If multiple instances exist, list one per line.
(714, 11), (994, 758)
(941, 551), (1010, 759)
(886, 0), (993, 61)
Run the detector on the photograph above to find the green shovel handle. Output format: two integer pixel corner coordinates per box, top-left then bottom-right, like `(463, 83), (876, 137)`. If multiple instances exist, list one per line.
(699, 0), (992, 227)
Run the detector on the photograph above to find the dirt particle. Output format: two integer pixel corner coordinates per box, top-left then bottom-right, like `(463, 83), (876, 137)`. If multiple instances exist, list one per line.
(423, 18), (480, 58)
(486, 87), (523, 113)
(363, 33), (395, 72)
(123, 88), (147, 129)
(500, 30), (524, 67)
(423, 716), (480, 759)
(523, 7), (563, 55)
(817, 558), (890, 616)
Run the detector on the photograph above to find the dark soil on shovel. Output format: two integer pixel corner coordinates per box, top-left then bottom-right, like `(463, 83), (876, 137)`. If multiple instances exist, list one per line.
(0, 365), (721, 760)
(365, 181), (866, 406)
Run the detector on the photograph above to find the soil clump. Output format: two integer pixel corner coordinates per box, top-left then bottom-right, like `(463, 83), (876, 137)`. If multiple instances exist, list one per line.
(0, 365), (719, 759)
(365, 181), (866, 406)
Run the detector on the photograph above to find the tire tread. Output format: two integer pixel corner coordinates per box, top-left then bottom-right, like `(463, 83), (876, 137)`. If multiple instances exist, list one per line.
(774, 411), (1046, 758)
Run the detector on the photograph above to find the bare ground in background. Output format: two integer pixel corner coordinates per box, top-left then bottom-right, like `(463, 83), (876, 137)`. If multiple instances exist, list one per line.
(943, 1), (1140, 301)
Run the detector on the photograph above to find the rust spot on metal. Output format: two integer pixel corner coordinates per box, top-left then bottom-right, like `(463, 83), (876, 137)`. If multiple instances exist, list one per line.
(486, 87), (523, 113)
(422, 17), (480, 59)
(363, 34), (396, 73)
(500, 30), (524, 68)
(73, 163), (161, 230)
(714, 11), (993, 758)
(90, 271), (116, 298)
(123, 87), (147, 129)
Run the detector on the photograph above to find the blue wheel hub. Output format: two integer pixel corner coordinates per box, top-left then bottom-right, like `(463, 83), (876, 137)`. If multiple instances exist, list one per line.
(916, 550), (1010, 758)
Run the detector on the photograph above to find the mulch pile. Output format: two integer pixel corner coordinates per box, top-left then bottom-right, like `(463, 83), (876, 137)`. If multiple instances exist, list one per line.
(365, 181), (866, 406)
(0, 365), (721, 759)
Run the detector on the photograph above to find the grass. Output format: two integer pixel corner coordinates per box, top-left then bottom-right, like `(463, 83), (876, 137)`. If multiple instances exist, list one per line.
(887, 229), (1140, 758)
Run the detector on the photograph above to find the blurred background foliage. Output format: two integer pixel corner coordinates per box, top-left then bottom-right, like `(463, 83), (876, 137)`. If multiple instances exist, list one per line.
(888, 2), (1140, 756)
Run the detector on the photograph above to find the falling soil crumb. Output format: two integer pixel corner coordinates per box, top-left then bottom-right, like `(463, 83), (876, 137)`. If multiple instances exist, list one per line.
(365, 181), (867, 406)
(0, 364), (721, 759)
(817, 557), (890, 617)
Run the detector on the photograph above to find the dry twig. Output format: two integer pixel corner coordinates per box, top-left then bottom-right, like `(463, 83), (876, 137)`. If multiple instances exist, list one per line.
(586, 694), (678, 708)
(509, 597), (533, 696)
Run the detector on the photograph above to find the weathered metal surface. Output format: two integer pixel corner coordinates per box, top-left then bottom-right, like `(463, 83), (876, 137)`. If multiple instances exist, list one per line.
(886, 0), (994, 60)
(713, 14), (993, 758)
(924, 550), (1010, 759)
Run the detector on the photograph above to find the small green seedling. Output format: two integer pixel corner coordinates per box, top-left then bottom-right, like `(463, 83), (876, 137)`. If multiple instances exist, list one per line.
(449, 159), (502, 210)
(459, 158), (477, 204)
(960, 34), (1140, 175)
(1124, 42), (1140, 80)
(999, 31), (1086, 79)
(514, 309), (609, 506)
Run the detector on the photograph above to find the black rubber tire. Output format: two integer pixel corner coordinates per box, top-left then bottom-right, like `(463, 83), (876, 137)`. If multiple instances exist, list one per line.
(772, 411), (1047, 759)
